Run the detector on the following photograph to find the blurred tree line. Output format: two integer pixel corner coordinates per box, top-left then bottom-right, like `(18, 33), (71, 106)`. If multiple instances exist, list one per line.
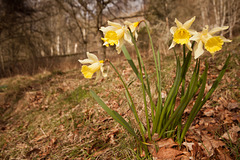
(0, 0), (143, 77)
(0, 0), (239, 77)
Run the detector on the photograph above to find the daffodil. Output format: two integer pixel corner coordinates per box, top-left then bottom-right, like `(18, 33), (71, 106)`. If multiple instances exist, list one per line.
(169, 16), (196, 50)
(78, 52), (107, 79)
(190, 25), (231, 59)
(100, 21), (139, 54)
(124, 21), (140, 40)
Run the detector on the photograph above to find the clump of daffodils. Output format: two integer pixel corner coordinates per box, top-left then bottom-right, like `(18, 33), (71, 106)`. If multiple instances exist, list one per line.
(100, 21), (140, 54)
(79, 16), (232, 156)
(78, 52), (107, 79)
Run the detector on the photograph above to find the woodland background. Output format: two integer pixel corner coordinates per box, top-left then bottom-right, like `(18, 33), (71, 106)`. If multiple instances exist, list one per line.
(0, 0), (239, 77)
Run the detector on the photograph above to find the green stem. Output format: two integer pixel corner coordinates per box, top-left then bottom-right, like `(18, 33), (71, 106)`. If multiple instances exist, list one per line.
(109, 61), (146, 143)
(181, 44), (186, 97)
(129, 30), (152, 140)
(144, 22), (163, 134)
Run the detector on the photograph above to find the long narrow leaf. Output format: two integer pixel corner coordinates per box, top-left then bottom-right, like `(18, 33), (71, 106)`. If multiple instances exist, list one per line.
(90, 90), (139, 140)
(122, 45), (156, 114)
(179, 62), (208, 144)
(173, 61), (200, 126)
(128, 30), (152, 140)
(180, 55), (230, 144)
(122, 45), (140, 78)
(192, 55), (231, 118)
(108, 61), (146, 142)
(159, 61), (200, 138)
(157, 57), (182, 134)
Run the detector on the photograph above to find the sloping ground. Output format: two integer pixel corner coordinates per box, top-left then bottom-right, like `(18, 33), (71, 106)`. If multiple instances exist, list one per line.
(0, 38), (239, 159)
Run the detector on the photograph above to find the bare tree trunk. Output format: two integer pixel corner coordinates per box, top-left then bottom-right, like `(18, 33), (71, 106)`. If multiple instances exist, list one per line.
(199, 0), (210, 26)
(213, 0), (227, 35)
(220, 0), (226, 27)
(227, 0), (239, 39)
(56, 36), (60, 56)
(1, 54), (4, 73)
(213, 0), (219, 26)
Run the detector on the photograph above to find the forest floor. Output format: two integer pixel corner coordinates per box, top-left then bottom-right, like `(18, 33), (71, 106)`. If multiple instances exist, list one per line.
(0, 38), (239, 159)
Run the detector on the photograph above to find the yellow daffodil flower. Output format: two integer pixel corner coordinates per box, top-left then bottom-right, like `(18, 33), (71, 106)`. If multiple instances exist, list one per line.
(190, 25), (232, 59)
(100, 21), (140, 54)
(78, 52), (107, 79)
(169, 16), (196, 50)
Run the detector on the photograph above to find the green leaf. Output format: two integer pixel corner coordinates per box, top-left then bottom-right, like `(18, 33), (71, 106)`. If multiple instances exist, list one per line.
(201, 55), (231, 104)
(159, 60), (200, 138)
(90, 90), (139, 141)
(179, 62), (208, 144)
(156, 57), (182, 134)
(122, 45), (140, 78)
(179, 54), (230, 144)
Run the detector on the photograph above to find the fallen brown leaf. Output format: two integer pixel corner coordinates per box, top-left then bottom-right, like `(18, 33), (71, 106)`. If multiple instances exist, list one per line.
(155, 148), (183, 160)
(203, 108), (215, 117)
(218, 97), (228, 107)
(215, 148), (232, 160)
(221, 125), (240, 143)
(155, 138), (178, 148)
(201, 134), (225, 157)
(231, 113), (240, 123)
(182, 142), (194, 151)
(227, 103), (239, 110)
(148, 138), (178, 158)
(199, 117), (216, 127)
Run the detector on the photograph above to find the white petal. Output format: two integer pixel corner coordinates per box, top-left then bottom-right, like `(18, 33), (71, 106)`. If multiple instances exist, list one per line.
(116, 46), (122, 54)
(209, 26), (229, 35)
(175, 18), (183, 28)
(95, 70), (101, 80)
(103, 41), (108, 46)
(87, 52), (99, 62)
(194, 41), (204, 59)
(186, 41), (192, 51)
(189, 33), (200, 41)
(88, 62), (101, 72)
(123, 21), (131, 25)
(116, 39), (125, 54)
(183, 16), (196, 29)
(220, 36), (232, 42)
(99, 27), (108, 34)
(188, 29), (197, 35)
(170, 27), (177, 35)
(202, 25), (209, 34)
(100, 67), (107, 77)
(169, 41), (176, 50)
(134, 31), (138, 40)
(78, 59), (94, 64)
(108, 21), (122, 29)
(124, 31), (132, 45)
(100, 26), (117, 34)
(115, 28), (125, 39)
